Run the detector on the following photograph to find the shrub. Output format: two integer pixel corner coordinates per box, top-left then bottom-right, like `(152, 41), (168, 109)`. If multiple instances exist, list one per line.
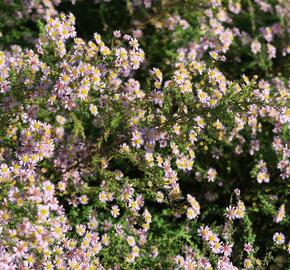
(0, 1), (289, 269)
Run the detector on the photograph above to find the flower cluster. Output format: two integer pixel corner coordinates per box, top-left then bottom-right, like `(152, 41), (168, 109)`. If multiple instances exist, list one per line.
(0, 0), (289, 269)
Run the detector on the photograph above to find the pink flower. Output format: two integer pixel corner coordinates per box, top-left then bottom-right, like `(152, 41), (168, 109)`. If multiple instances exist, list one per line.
(251, 40), (262, 54)
(244, 243), (253, 254)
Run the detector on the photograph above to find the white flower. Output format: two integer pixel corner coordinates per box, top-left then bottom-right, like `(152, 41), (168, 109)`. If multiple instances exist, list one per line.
(251, 40), (261, 54)
(273, 232), (285, 245)
(89, 104), (98, 116)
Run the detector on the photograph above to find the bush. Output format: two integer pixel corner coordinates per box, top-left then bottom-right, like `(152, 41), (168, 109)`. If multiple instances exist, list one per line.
(0, 1), (289, 269)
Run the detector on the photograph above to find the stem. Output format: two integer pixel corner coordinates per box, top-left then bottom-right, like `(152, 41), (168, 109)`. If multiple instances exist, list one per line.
(247, 0), (256, 34)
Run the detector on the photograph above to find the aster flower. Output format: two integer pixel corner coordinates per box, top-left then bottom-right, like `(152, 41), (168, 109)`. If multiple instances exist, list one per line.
(79, 195), (89, 205)
(251, 40), (262, 54)
(244, 258), (253, 269)
(89, 104), (98, 116)
(273, 232), (285, 245)
(244, 243), (253, 254)
(274, 204), (285, 223)
(225, 206), (236, 220)
(111, 205), (120, 218)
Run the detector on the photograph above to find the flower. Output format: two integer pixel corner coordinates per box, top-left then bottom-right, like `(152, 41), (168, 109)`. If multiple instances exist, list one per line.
(198, 226), (211, 240)
(127, 236), (136, 247)
(113, 30), (121, 38)
(244, 243), (253, 254)
(267, 44), (276, 59)
(274, 204), (285, 223)
(222, 243), (233, 257)
(207, 168), (217, 182)
(38, 205), (50, 220)
(76, 224), (86, 236)
(89, 104), (98, 116)
(186, 195), (200, 219)
(56, 115), (66, 125)
(131, 130), (144, 149)
(244, 258), (253, 269)
(99, 191), (107, 203)
(211, 241), (223, 254)
(225, 206), (236, 220)
(251, 40), (261, 54)
(111, 205), (120, 218)
(273, 232), (285, 245)
(79, 195), (89, 205)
